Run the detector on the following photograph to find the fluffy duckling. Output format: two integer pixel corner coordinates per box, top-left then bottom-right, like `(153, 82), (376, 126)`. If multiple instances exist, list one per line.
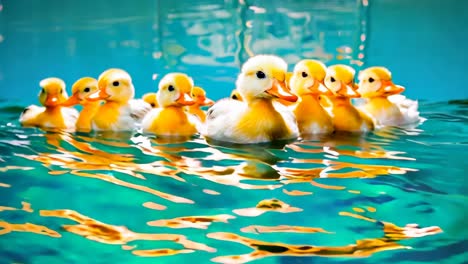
(204, 55), (299, 144)
(19, 78), (78, 130)
(290, 59), (334, 135)
(142, 92), (159, 108)
(87, 68), (151, 131)
(142, 73), (198, 136)
(61, 77), (100, 132)
(188, 86), (214, 122)
(324, 65), (374, 132)
(357, 67), (421, 126)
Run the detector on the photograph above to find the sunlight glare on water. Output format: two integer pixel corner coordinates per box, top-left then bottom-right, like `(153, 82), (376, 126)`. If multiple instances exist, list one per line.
(0, 0), (467, 264)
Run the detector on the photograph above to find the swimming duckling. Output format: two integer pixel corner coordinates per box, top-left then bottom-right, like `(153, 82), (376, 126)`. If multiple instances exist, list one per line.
(19, 77), (78, 130)
(324, 65), (374, 132)
(290, 59), (334, 135)
(204, 54), (299, 144)
(187, 86), (214, 122)
(142, 73), (198, 136)
(357, 66), (421, 126)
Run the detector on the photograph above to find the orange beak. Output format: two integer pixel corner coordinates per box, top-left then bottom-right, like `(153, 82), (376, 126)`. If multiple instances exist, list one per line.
(337, 83), (360, 98)
(177, 92), (195, 106)
(61, 93), (81, 106)
(266, 80), (298, 102)
(198, 96), (214, 106)
(87, 88), (109, 101)
(44, 94), (60, 107)
(380, 80), (405, 96)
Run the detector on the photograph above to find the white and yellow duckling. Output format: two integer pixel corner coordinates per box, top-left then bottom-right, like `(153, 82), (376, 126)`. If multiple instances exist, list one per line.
(188, 86), (214, 122)
(204, 54), (299, 144)
(61, 77), (100, 132)
(324, 65), (374, 132)
(142, 92), (159, 108)
(142, 73), (199, 136)
(289, 59), (334, 135)
(357, 66), (421, 126)
(19, 77), (78, 130)
(87, 68), (151, 131)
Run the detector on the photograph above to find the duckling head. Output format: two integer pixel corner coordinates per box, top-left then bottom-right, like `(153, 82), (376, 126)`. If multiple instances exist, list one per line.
(88, 68), (134, 103)
(62, 77), (98, 106)
(142, 93), (159, 108)
(38, 77), (68, 107)
(236, 55), (298, 103)
(191, 86), (214, 106)
(157, 73), (195, 107)
(324, 65), (360, 98)
(290, 59), (331, 96)
(357, 67), (405, 98)
(230, 89), (243, 101)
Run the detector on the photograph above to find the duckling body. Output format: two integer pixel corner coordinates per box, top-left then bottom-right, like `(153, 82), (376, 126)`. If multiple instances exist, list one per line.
(290, 60), (333, 135)
(324, 65), (374, 132)
(19, 78), (77, 130)
(357, 67), (421, 126)
(142, 73), (198, 136)
(204, 55), (299, 144)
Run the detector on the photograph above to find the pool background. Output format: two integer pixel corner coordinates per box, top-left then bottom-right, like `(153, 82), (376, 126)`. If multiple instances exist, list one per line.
(0, 0), (467, 264)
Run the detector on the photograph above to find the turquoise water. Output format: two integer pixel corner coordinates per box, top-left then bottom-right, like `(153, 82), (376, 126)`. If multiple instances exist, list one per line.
(1, 0), (467, 263)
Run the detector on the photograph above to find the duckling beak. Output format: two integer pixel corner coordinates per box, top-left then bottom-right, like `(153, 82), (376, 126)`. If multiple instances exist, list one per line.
(381, 80), (405, 96)
(198, 96), (214, 106)
(266, 79), (298, 102)
(44, 94), (60, 107)
(337, 83), (360, 98)
(177, 92), (195, 106)
(87, 88), (109, 101)
(61, 93), (80, 106)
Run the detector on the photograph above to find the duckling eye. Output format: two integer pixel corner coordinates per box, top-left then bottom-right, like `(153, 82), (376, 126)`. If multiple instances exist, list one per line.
(232, 94), (238, 100)
(59, 88), (63, 93)
(84, 87), (90, 93)
(112, 81), (120, 86)
(368, 77), (375, 83)
(168, 85), (175, 92)
(330, 77), (336, 82)
(150, 103), (155, 107)
(301, 72), (308, 78)
(256, 71), (266, 79)
(41, 88), (45, 94)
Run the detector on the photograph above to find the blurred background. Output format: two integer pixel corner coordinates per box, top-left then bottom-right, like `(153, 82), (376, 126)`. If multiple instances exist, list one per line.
(0, 0), (467, 104)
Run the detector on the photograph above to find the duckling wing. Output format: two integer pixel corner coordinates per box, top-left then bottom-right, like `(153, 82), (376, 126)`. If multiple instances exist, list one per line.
(203, 98), (246, 140)
(273, 101), (299, 137)
(61, 107), (79, 129)
(388, 94), (425, 125)
(19, 105), (44, 126)
(141, 108), (163, 132)
(129, 99), (152, 121)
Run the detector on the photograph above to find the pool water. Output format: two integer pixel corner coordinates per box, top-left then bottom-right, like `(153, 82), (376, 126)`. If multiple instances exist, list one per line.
(0, 0), (467, 263)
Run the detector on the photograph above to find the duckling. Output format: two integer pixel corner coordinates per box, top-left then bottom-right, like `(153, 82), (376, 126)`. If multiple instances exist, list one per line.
(142, 73), (199, 136)
(204, 54), (299, 144)
(142, 92), (159, 108)
(357, 67), (421, 126)
(61, 77), (100, 132)
(19, 78), (78, 130)
(87, 68), (151, 131)
(324, 65), (374, 132)
(289, 59), (334, 135)
(187, 86), (214, 122)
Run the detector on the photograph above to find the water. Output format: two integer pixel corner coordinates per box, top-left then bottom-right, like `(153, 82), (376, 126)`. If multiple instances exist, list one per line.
(0, 0), (467, 263)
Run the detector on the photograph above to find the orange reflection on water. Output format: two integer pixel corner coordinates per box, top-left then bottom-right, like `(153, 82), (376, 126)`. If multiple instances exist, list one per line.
(0, 221), (61, 238)
(282, 189), (313, 196)
(143, 201), (167, 211)
(233, 199), (302, 217)
(241, 225), (332, 234)
(148, 214), (235, 229)
(0, 201), (33, 213)
(40, 209), (216, 254)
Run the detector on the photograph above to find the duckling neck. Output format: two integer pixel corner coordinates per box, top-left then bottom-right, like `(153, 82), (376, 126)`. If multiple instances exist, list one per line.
(241, 98), (289, 139)
(294, 94), (331, 124)
(329, 96), (352, 107)
(188, 104), (206, 122)
(76, 102), (100, 131)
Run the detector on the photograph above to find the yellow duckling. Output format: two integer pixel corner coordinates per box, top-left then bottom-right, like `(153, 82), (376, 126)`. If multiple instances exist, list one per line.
(188, 86), (214, 122)
(290, 59), (334, 135)
(61, 77), (100, 132)
(204, 54), (299, 144)
(19, 78), (78, 130)
(142, 92), (159, 108)
(87, 68), (151, 131)
(142, 73), (198, 136)
(324, 65), (374, 132)
(357, 67), (421, 126)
